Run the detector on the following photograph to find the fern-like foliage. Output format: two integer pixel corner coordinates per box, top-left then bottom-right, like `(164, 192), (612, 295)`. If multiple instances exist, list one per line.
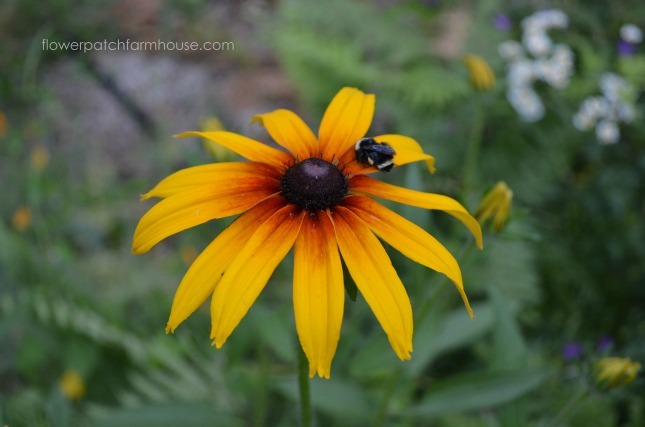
(272, 0), (472, 113)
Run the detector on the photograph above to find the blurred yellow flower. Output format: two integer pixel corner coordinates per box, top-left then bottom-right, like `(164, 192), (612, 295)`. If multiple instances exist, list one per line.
(11, 206), (32, 232)
(596, 357), (641, 388)
(59, 370), (86, 400)
(133, 87), (482, 378)
(30, 144), (50, 172)
(0, 111), (7, 137)
(201, 116), (234, 161)
(475, 181), (513, 232)
(464, 54), (496, 91)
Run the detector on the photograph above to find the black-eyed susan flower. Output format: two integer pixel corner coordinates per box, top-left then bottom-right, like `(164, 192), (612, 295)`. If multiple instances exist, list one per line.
(464, 54), (496, 91)
(475, 181), (513, 232)
(596, 357), (641, 388)
(132, 87), (483, 378)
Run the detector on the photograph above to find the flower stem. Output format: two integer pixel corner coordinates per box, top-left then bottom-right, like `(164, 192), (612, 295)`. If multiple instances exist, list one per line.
(297, 346), (312, 427)
(374, 366), (401, 427)
(550, 387), (588, 427)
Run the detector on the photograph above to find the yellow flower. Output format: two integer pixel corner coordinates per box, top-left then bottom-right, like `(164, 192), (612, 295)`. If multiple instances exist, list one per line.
(12, 206), (32, 232)
(133, 87), (483, 378)
(200, 116), (234, 161)
(464, 54), (496, 91)
(475, 181), (513, 232)
(596, 357), (641, 388)
(59, 370), (86, 400)
(0, 111), (7, 137)
(30, 144), (50, 172)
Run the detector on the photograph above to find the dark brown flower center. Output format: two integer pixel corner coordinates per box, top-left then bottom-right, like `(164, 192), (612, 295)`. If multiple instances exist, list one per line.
(281, 158), (348, 211)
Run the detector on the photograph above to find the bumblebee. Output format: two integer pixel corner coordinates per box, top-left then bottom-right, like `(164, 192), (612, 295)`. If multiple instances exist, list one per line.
(354, 137), (396, 172)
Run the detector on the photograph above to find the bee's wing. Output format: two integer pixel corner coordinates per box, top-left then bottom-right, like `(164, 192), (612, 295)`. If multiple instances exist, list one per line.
(368, 144), (396, 156)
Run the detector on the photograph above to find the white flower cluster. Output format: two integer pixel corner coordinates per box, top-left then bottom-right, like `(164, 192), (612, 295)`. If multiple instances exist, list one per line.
(620, 23), (643, 44)
(498, 9), (574, 122)
(572, 73), (636, 144)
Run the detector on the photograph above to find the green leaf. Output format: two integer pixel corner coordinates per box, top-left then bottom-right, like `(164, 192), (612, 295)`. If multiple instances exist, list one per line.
(385, 64), (471, 110)
(407, 368), (548, 418)
(343, 274), (358, 302)
(310, 378), (372, 421)
(408, 303), (494, 375)
(489, 287), (527, 370)
(348, 331), (400, 379)
(272, 377), (372, 422)
(618, 55), (645, 87)
(470, 237), (538, 308)
(92, 404), (241, 427)
(253, 307), (296, 363)
(45, 389), (71, 427)
(350, 303), (493, 379)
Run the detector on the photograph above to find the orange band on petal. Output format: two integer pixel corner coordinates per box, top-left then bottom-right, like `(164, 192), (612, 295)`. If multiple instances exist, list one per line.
(329, 206), (413, 360)
(132, 177), (281, 254)
(166, 196), (287, 332)
(142, 162), (281, 200)
(293, 212), (344, 379)
(210, 204), (305, 348)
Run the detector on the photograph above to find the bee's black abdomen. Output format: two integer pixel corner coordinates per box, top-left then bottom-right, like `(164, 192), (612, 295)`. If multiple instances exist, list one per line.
(354, 137), (396, 172)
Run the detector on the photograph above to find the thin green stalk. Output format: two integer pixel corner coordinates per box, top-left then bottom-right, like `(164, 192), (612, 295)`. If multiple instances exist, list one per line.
(374, 366), (402, 427)
(252, 344), (270, 427)
(550, 387), (589, 427)
(297, 346), (312, 427)
(374, 242), (478, 426)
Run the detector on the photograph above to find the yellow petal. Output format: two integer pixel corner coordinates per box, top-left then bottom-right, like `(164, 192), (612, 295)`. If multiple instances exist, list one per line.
(596, 357), (641, 387)
(493, 200), (511, 232)
(132, 177), (280, 254)
(343, 195), (473, 318)
(330, 206), (413, 360)
(475, 198), (498, 223)
(293, 212), (344, 379)
(341, 134), (436, 175)
(319, 87), (375, 161)
(175, 131), (293, 169)
(350, 175), (483, 249)
(464, 54), (495, 91)
(142, 162), (281, 200)
(210, 204), (305, 348)
(475, 182), (513, 233)
(251, 109), (318, 159)
(376, 134), (436, 174)
(166, 197), (287, 332)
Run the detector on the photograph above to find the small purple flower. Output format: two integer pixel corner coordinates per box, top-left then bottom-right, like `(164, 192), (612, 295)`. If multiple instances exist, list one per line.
(494, 13), (512, 32)
(617, 39), (637, 57)
(597, 335), (614, 352)
(562, 342), (584, 361)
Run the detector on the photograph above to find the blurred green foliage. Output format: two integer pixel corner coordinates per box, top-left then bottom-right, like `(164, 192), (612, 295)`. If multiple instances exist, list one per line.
(1, 0), (644, 426)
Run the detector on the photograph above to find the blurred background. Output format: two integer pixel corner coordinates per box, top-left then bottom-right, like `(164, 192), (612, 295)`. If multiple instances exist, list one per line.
(1, 0), (644, 426)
